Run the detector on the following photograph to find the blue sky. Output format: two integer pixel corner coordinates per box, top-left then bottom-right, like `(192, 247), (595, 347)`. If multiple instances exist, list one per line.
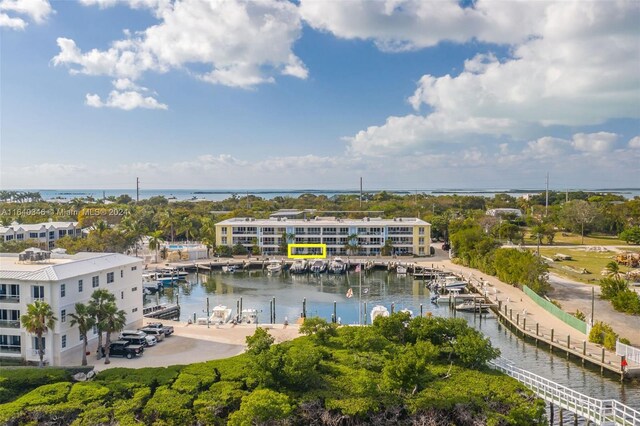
(1, 0), (639, 191)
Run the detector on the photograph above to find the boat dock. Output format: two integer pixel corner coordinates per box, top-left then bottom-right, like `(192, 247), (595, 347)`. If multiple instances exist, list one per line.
(143, 304), (180, 320)
(460, 274), (640, 379)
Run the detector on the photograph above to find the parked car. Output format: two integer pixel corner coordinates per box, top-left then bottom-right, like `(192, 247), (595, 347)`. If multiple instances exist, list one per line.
(120, 335), (152, 348)
(120, 330), (147, 339)
(105, 340), (144, 359)
(139, 328), (165, 341)
(146, 322), (174, 336)
(144, 335), (158, 346)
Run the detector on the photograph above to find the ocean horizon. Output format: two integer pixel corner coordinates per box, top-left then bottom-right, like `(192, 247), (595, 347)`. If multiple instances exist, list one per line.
(3, 187), (640, 202)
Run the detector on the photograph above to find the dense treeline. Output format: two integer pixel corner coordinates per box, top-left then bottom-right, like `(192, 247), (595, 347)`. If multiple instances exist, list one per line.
(1, 191), (639, 255)
(0, 315), (546, 425)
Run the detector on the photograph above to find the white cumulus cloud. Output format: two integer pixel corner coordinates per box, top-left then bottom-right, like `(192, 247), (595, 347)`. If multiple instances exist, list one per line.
(629, 136), (640, 149)
(0, 0), (53, 29)
(53, 0), (308, 108)
(571, 132), (617, 153)
(345, 1), (640, 156)
(85, 90), (168, 110)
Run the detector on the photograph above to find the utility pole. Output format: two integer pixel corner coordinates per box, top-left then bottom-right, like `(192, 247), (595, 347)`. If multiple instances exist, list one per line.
(545, 173), (549, 217)
(359, 177), (363, 209)
(136, 177), (140, 203)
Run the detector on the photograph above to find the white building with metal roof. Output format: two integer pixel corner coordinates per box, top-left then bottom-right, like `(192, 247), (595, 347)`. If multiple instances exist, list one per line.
(0, 220), (82, 249)
(215, 217), (431, 256)
(0, 249), (143, 366)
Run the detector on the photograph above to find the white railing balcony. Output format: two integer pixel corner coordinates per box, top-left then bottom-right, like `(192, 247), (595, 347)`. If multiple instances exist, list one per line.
(0, 345), (21, 354)
(0, 320), (20, 328)
(0, 295), (20, 303)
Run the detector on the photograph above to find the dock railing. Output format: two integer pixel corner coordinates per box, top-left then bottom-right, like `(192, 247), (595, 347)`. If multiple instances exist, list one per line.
(617, 341), (640, 366)
(490, 358), (640, 425)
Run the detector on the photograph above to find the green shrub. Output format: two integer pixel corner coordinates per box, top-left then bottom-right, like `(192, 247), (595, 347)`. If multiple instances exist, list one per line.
(0, 367), (71, 403)
(67, 382), (110, 405)
(573, 310), (586, 321)
(15, 381), (71, 407)
(227, 389), (294, 426)
(193, 381), (247, 424)
(143, 385), (194, 426)
(96, 365), (182, 387)
(589, 321), (618, 350)
(611, 290), (640, 315)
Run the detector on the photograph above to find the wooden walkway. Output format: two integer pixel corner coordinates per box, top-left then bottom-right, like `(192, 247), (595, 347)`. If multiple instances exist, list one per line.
(461, 275), (640, 379)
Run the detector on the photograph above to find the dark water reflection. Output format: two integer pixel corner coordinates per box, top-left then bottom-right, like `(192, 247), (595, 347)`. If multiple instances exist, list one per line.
(145, 270), (640, 409)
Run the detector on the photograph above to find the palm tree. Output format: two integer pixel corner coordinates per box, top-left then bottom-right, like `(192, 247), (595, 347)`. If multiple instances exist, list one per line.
(605, 261), (623, 280)
(148, 230), (165, 264)
(88, 289), (116, 359)
(20, 300), (57, 367)
(100, 303), (127, 365)
(120, 217), (146, 257)
(345, 233), (360, 256)
(94, 219), (109, 237)
(159, 210), (179, 242)
(200, 218), (216, 258)
(69, 302), (96, 366)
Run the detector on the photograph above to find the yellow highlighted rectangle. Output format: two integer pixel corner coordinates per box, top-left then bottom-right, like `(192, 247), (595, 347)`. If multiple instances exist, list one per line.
(288, 243), (327, 259)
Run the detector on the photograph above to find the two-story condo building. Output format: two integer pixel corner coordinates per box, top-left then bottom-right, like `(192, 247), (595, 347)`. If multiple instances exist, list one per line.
(0, 221), (82, 249)
(0, 248), (143, 366)
(215, 217), (431, 256)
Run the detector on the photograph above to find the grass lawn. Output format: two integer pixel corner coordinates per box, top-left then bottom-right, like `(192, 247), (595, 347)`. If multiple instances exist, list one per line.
(524, 230), (629, 246)
(537, 247), (635, 284)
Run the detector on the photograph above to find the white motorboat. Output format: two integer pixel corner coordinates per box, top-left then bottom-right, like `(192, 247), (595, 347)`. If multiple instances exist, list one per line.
(266, 259), (282, 275)
(310, 260), (327, 274)
(396, 265), (408, 275)
(328, 257), (347, 274)
(222, 265), (238, 273)
(370, 305), (390, 323)
(240, 308), (258, 324)
(209, 305), (233, 324)
(455, 301), (492, 312)
(290, 259), (308, 274)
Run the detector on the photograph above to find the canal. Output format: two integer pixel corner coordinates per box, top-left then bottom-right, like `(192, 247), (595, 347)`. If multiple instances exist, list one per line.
(144, 270), (640, 410)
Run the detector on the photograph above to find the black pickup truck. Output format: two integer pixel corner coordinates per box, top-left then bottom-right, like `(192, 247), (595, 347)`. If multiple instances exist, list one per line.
(146, 322), (174, 336)
(105, 340), (144, 359)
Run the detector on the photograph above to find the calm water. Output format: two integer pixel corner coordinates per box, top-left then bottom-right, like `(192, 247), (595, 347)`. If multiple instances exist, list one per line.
(24, 187), (640, 201)
(145, 270), (640, 410)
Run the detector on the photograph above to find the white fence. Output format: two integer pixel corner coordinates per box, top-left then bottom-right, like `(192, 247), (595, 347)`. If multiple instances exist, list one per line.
(617, 341), (640, 366)
(491, 358), (640, 426)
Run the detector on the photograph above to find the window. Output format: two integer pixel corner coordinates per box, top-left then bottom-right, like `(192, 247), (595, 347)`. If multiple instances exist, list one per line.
(107, 272), (114, 283)
(60, 284), (66, 298)
(39, 232), (46, 238)
(121, 291), (124, 300)
(221, 227), (227, 235)
(34, 336), (45, 350)
(131, 287), (138, 292)
(61, 309), (66, 323)
(221, 237), (227, 244)
(5, 235), (13, 241)
(29, 232), (38, 238)
(61, 335), (66, 349)
(58, 230), (66, 237)
(32, 285), (44, 300)
(78, 280), (83, 292)
(132, 307), (138, 313)
(16, 234), (24, 240)
(131, 266), (137, 271)
(120, 270), (124, 278)
(92, 276), (99, 288)
(49, 231), (54, 239)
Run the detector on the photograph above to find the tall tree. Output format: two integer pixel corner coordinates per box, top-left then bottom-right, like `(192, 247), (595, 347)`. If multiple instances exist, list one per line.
(100, 303), (127, 365)
(148, 230), (165, 264)
(562, 200), (600, 244)
(159, 210), (178, 242)
(88, 289), (116, 359)
(69, 302), (96, 366)
(20, 301), (57, 367)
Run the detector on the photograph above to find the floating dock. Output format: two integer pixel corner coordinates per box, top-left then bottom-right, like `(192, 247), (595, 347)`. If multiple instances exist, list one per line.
(143, 304), (180, 320)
